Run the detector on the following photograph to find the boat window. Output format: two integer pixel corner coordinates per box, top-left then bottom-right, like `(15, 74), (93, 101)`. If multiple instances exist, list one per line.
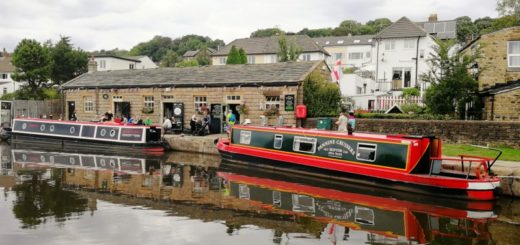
(272, 191), (282, 207)
(273, 134), (283, 149)
(239, 130), (252, 145)
(355, 206), (375, 225)
(356, 143), (377, 162)
(293, 136), (317, 154)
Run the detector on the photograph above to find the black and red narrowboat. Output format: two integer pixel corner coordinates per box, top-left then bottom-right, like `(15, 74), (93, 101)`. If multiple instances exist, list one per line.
(11, 118), (165, 153)
(216, 125), (501, 201)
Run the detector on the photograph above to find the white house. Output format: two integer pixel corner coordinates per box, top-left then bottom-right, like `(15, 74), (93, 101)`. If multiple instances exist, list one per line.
(0, 50), (24, 96)
(313, 35), (374, 69)
(94, 55), (157, 71)
(211, 35), (329, 65)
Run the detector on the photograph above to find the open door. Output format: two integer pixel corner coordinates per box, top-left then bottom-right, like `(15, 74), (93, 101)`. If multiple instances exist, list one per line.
(114, 102), (131, 119)
(210, 104), (222, 133)
(67, 101), (75, 120)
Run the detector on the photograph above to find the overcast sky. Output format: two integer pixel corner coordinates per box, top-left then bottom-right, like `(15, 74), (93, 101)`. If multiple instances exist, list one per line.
(0, 0), (498, 52)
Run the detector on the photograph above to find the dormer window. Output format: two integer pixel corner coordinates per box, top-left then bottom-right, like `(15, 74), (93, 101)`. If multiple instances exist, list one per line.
(337, 40), (344, 44)
(325, 41), (330, 45)
(353, 40), (360, 43)
(507, 41), (520, 68)
(368, 39), (372, 43)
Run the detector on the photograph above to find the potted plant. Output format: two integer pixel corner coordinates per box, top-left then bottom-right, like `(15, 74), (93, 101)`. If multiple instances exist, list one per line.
(263, 107), (279, 117)
(142, 107), (154, 114)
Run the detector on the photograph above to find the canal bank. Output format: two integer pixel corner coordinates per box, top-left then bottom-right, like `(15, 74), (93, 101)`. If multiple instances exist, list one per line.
(163, 133), (520, 197)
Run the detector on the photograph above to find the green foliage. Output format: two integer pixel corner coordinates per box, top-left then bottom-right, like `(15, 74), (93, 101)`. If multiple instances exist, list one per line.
(402, 87), (420, 98)
(342, 67), (356, 74)
(303, 71), (342, 117)
(400, 104), (426, 114)
(443, 144), (520, 162)
(49, 36), (88, 85)
(277, 34), (302, 62)
(475, 17), (494, 34)
(422, 39), (480, 117)
(90, 48), (129, 56)
(355, 112), (452, 120)
(226, 45), (246, 64)
(297, 28), (333, 37)
(160, 50), (180, 67)
(129, 35), (172, 62)
(365, 18), (392, 33)
(250, 28), (285, 38)
(491, 15), (520, 30)
(195, 47), (212, 66)
(175, 59), (199, 67)
(496, 0), (520, 17)
(456, 16), (478, 43)
(11, 39), (52, 98)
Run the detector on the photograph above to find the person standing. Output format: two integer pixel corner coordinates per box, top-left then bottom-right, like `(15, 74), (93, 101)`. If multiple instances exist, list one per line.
(335, 109), (348, 133)
(347, 111), (356, 135)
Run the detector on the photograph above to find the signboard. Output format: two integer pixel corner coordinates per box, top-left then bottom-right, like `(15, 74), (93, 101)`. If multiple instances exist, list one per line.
(119, 127), (144, 142)
(284, 95), (295, 111)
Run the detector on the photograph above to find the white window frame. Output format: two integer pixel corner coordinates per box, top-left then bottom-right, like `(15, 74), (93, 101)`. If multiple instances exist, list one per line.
(404, 39), (416, 49)
(507, 41), (520, 68)
(273, 134), (283, 149)
(219, 57), (227, 64)
(301, 54), (311, 61)
(247, 55), (255, 64)
(84, 96), (94, 112)
(293, 136), (317, 154)
(194, 96), (207, 112)
(356, 143), (377, 162)
(144, 96), (154, 109)
(265, 96), (280, 110)
(1, 73), (7, 79)
(129, 63), (135, 69)
(385, 40), (396, 51)
(348, 52), (363, 60)
(99, 60), (106, 69)
(239, 130), (252, 145)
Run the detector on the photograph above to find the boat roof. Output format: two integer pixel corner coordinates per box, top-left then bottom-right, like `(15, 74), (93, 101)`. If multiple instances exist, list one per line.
(233, 125), (428, 143)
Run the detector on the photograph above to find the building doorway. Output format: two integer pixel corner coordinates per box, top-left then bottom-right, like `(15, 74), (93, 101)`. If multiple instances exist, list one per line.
(114, 102), (131, 119)
(67, 101), (75, 120)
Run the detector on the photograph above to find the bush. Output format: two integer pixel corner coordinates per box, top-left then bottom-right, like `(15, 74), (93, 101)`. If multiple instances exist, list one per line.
(303, 71), (342, 117)
(400, 104), (426, 114)
(355, 112), (452, 120)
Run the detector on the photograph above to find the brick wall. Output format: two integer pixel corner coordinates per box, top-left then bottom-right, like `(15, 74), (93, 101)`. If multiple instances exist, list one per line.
(483, 89), (520, 121)
(304, 118), (520, 148)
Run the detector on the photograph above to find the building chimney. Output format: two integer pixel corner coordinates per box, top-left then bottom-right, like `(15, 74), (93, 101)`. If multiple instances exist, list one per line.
(428, 13), (438, 22)
(88, 56), (98, 73)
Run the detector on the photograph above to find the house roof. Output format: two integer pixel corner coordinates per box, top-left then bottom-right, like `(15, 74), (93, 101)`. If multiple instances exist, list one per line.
(416, 20), (457, 39)
(375, 17), (427, 39)
(62, 61), (327, 89)
(460, 26), (520, 53)
(94, 55), (141, 63)
(313, 35), (374, 47)
(480, 80), (520, 96)
(212, 35), (329, 56)
(0, 56), (14, 73)
(183, 50), (199, 57)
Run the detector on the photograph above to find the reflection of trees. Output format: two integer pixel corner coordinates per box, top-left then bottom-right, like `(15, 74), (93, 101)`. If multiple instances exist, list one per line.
(12, 169), (88, 228)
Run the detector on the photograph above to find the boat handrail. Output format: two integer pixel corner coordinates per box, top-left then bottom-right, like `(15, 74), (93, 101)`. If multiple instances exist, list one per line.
(429, 156), (490, 180)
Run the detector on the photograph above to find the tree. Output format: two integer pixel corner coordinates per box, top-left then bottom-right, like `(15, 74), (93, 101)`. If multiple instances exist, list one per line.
(297, 28), (333, 37)
(160, 50), (180, 67)
(455, 16), (478, 43)
(497, 0), (520, 17)
(474, 17), (494, 34)
(195, 47), (212, 66)
(238, 48), (247, 64)
(422, 39), (480, 117)
(303, 71), (342, 117)
(11, 39), (51, 99)
(49, 36), (88, 85)
(175, 59), (199, 67)
(250, 28), (284, 38)
(129, 35), (173, 62)
(491, 15), (520, 30)
(332, 20), (362, 36)
(366, 18), (392, 33)
(277, 34), (302, 62)
(226, 45), (246, 64)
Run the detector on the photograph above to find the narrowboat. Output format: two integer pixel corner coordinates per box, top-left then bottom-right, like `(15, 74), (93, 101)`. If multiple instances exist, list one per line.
(217, 162), (496, 244)
(216, 125), (501, 201)
(11, 118), (165, 153)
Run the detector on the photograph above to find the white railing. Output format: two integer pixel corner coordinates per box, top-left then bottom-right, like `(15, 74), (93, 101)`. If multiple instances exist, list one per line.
(375, 96), (423, 111)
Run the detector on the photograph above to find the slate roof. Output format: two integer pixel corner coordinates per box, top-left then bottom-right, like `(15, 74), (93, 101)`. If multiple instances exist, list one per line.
(62, 61), (326, 89)
(0, 56), (14, 73)
(375, 17), (427, 39)
(212, 35), (329, 56)
(313, 35), (374, 47)
(480, 80), (520, 95)
(183, 50), (199, 57)
(94, 55), (141, 62)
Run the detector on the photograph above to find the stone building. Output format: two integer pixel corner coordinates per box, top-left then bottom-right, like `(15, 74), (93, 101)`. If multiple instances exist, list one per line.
(62, 61), (332, 132)
(461, 26), (520, 121)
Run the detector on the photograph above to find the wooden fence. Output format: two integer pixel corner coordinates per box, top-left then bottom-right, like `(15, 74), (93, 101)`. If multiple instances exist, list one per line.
(13, 99), (62, 119)
(375, 96), (422, 111)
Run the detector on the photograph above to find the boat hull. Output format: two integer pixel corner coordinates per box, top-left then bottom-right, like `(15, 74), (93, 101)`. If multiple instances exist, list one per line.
(217, 139), (501, 201)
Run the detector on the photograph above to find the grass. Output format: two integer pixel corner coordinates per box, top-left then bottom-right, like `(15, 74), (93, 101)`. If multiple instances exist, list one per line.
(442, 144), (520, 162)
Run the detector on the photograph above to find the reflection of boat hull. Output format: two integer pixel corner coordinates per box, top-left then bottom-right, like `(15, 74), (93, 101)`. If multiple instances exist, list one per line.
(217, 126), (501, 201)
(11, 118), (165, 153)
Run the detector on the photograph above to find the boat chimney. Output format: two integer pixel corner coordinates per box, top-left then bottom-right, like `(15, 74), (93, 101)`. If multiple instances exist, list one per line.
(428, 13), (438, 22)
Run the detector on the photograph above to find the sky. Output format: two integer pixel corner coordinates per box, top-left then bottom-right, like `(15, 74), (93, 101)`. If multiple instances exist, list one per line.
(0, 0), (498, 52)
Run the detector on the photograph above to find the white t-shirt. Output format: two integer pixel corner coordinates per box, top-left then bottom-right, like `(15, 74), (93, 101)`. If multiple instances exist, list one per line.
(337, 115), (348, 132)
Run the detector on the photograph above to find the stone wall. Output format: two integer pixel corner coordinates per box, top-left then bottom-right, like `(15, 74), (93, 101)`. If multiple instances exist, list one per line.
(304, 118), (520, 148)
(477, 27), (520, 90)
(483, 88), (520, 121)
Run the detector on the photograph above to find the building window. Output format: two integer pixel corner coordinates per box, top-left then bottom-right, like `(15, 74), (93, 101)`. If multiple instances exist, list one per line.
(348, 52), (363, 60)
(385, 40), (396, 50)
(3, 88), (7, 94)
(265, 55), (277, 63)
(194, 96), (207, 112)
(392, 68), (412, 89)
(335, 53), (343, 60)
(1, 73), (7, 79)
(219, 57), (227, 64)
(129, 64), (135, 69)
(247, 55), (255, 64)
(404, 39), (416, 49)
(265, 96), (280, 110)
(84, 96), (94, 112)
(508, 41), (520, 68)
(162, 95), (174, 100)
(301, 54), (311, 61)
(227, 95), (241, 101)
(356, 86), (362, 94)
(144, 96), (154, 109)
(99, 60), (106, 69)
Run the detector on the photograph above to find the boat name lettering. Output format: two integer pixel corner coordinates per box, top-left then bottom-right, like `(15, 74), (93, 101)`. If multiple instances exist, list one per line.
(317, 139), (355, 156)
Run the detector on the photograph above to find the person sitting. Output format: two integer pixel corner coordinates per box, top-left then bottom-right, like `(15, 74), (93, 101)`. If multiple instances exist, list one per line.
(162, 117), (172, 134)
(347, 111), (356, 135)
(190, 114), (197, 134)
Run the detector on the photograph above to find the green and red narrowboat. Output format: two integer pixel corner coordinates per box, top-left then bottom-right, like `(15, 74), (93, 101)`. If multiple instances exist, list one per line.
(216, 125), (501, 201)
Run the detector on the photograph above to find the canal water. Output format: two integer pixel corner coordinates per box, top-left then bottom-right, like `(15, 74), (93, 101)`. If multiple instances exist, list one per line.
(0, 143), (519, 245)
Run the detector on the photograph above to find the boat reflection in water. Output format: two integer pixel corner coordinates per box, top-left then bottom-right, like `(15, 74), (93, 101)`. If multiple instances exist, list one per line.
(8, 146), (497, 244)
